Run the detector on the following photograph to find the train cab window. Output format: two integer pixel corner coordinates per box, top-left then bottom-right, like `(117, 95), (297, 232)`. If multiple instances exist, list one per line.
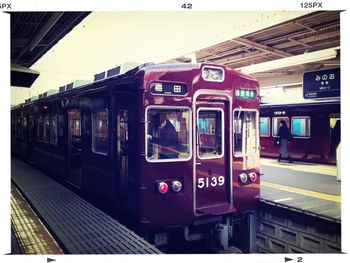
(92, 109), (109, 155)
(272, 117), (289, 137)
(37, 116), (43, 141)
(233, 110), (258, 155)
(50, 115), (58, 145)
(291, 117), (310, 138)
(260, 117), (270, 137)
(197, 109), (223, 159)
(146, 107), (191, 162)
(43, 116), (50, 143)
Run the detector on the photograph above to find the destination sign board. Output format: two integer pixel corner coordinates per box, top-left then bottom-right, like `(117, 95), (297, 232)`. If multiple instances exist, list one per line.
(236, 89), (256, 99)
(303, 68), (340, 99)
(150, 82), (187, 96)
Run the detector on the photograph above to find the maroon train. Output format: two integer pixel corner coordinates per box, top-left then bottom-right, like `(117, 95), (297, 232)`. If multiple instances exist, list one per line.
(11, 63), (260, 249)
(259, 101), (340, 164)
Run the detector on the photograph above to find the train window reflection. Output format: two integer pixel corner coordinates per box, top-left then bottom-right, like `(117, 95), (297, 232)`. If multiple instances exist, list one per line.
(50, 115), (58, 145)
(92, 109), (109, 155)
(37, 116), (43, 141)
(43, 116), (50, 143)
(260, 117), (270, 137)
(197, 109), (223, 159)
(292, 117), (310, 138)
(146, 107), (191, 161)
(234, 110), (258, 155)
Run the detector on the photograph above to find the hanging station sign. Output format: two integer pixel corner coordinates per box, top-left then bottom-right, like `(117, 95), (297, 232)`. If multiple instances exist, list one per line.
(303, 68), (340, 99)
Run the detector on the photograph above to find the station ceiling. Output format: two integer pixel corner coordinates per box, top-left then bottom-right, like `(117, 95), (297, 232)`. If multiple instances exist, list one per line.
(10, 11), (340, 87)
(11, 12), (90, 67)
(11, 12), (90, 87)
(169, 11), (340, 81)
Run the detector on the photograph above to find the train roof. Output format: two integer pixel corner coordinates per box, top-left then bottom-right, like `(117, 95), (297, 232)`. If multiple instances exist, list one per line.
(15, 62), (258, 108)
(142, 62), (258, 81)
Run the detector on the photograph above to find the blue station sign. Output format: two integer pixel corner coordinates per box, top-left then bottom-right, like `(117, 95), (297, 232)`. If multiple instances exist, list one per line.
(303, 68), (340, 99)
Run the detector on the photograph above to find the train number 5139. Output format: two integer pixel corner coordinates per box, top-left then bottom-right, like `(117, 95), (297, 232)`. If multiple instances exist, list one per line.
(197, 176), (225, 189)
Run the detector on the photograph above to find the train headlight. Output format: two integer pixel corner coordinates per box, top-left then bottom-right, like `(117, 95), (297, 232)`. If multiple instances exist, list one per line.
(202, 66), (224, 82)
(158, 182), (168, 194)
(238, 173), (248, 184)
(171, 180), (182, 193)
(249, 172), (258, 182)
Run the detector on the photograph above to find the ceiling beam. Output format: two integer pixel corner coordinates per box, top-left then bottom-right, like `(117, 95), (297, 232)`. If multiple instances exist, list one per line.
(294, 21), (318, 33)
(215, 50), (269, 65)
(230, 37), (293, 58)
(262, 23), (339, 45)
(28, 12), (64, 52)
(14, 12), (64, 63)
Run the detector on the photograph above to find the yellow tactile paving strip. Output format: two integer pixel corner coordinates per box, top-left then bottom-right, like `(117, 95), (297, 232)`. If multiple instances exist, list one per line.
(261, 181), (341, 203)
(11, 183), (64, 254)
(260, 158), (337, 176)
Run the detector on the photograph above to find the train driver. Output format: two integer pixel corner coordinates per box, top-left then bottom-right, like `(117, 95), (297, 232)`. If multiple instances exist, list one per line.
(148, 113), (179, 159)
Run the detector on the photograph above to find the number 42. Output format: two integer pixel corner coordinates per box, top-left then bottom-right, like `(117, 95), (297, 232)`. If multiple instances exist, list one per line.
(181, 3), (192, 9)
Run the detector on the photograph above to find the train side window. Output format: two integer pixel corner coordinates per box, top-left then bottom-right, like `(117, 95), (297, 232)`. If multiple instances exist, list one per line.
(15, 117), (21, 137)
(43, 115), (50, 143)
(260, 117), (270, 137)
(291, 117), (310, 138)
(272, 117), (289, 137)
(197, 109), (223, 159)
(233, 110), (259, 156)
(50, 115), (58, 145)
(92, 109), (109, 155)
(146, 107), (191, 162)
(37, 116), (43, 141)
(29, 116), (35, 138)
(21, 115), (27, 132)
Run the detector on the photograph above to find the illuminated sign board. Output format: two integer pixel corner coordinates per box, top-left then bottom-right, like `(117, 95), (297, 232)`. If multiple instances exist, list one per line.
(303, 68), (340, 99)
(150, 82), (187, 96)
(236, 89), (256, 99)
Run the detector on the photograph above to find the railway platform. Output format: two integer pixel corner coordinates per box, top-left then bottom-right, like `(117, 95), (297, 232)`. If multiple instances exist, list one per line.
(11, 157), (162, 254)
(260, 158), (340, 222)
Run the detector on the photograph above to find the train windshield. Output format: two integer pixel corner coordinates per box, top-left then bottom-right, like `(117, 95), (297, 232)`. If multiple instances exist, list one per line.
(233, 110), (258, 155)
(146, 107), (191, 162)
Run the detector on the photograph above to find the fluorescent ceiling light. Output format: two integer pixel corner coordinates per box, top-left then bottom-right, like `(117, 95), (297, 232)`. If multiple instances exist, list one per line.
(237, 47), (339, 74)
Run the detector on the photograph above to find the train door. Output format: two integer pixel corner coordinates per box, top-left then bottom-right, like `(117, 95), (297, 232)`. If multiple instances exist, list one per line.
(118, 108), (129, 198)
(116, 100), (136, 205)
(67, 109), (82, 187)
(195, 99), (231, 213)
(233, 109), (260, 169)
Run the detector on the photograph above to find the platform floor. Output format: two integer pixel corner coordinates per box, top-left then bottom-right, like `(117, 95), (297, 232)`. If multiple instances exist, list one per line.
(11, 182), (63, 254)
(11, 157), (162, 254)
(260, 158), (340, 221)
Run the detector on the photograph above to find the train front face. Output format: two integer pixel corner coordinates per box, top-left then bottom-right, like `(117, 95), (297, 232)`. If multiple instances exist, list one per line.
(138, 63), (260, 232)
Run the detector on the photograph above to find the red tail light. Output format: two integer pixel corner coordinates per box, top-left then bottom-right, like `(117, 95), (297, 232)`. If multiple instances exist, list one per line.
(158, 182), (168, 194)
(249, 172), (257, 182)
